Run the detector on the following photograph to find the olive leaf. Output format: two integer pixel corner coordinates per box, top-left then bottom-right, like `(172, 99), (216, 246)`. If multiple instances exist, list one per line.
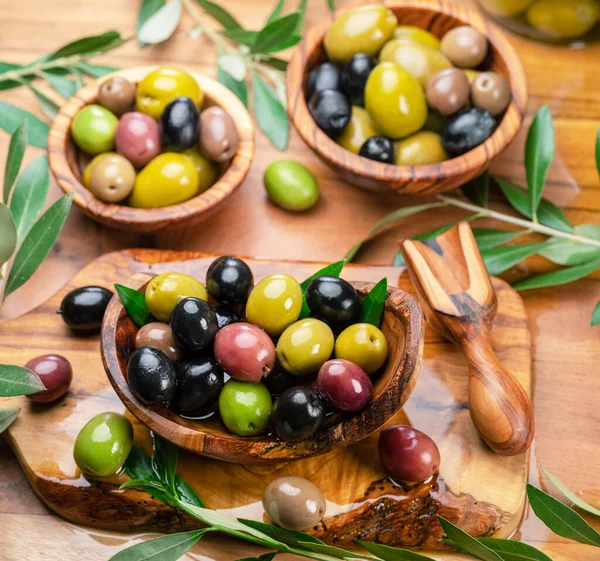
(539, 224), (600, 266)
(0, 365), (45, 397)
(462, 171), (489, 208)
(252, 72), (289, 150)
(481, 242), (546, 276)
(0, 408), (21, 434)
(236, 554), (277, 561)
(76, 62), (119, 78)
(42, 72), (78, 99)
(477, 538), (553, 561)
(114, 284), (151, 327)
(108, 530), (210, 561)
(541, 466), (600, 517)
(327, 0), (335, 9)
(512, 257), (600, 291)
(0, 203), (17, 267)
(358, 541), (435, 561)
(137, 0), (166, 45)
(218, 65), (248, 107)
(27, 84), (60, 120)
(251, 13), (300, 53)
(438, 516), (503, 561)
(358, 277), (387, 327)
(266, 0), (286, 24)
(3, 121), (28, 203)
(138, 0), (182, 45)
(48, 31), (125, 60)
(592, 301), (600, 327)
(262, 55), (288, 71)
(0, 102), (50, 148)
(471, 228), (524, 251)
(194, 0), (243, 31)
(239, 519), (325, 549)
(298, 260), (345, 319)
(224, 28), (259, 47)
(295, 0), (309, 34)
(152, 436), (179, 495)
(0, 62), (23, 92)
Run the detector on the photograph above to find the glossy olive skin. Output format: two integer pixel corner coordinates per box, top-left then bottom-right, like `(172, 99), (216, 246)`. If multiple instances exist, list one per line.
(317, 359), (373, 412)
(308, 89), (351, 137)
(214, 306), (241, 329)
(264, 160), (320, 212)
(478, 0), (534, 17)
(306, 63), (342, 100)
(160, 97), (200, 151)
(25, 354), (72, 403)
(341, 53), (377, 106)
(183, 149), (217, 193)
(336, 106), (379, 155)
(263, 476), (326, 531)
(263, 362), (297, 396)
(73, 412), (133, 477)
(440, 26), (488, 69)
(306, 276), (359, 328)
(395, 131), (448, 166)
(274, 387), (325, 442)
(442, 108), (497, 157)
(135, 322), (181, 361)
(526, 0), (599, 39)
(174, 357), (224, 415)
(97, 77), (136, 116)
(423, 111), (447, 135)
(246, 274), (303, 336)
(335, 323), (388, 374)
(115, 112), (161, 168)
(199, 106), (239, 162)
(89, 153), (136, 203)
(471, 72), (511, 117)
(82, 152), (117, 189)
(127, 346), (177, 405)
(276, 319), (334, 376)
(359, 136), (394, 163)
(59, 286), (113, 332)
(71, 104), (118, 155)
(426, 68), (470, 116)
(218, 380), (272, 436)
(170, 297), (218, 353)
(145, 272), (208, 322)
(378, 425), (441, 482)
(206, 255), (253, 305)
(393, 25), (441, 49)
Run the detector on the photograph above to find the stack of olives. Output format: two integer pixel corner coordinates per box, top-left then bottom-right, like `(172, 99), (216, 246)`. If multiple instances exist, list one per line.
(307, 4), (512, 165)
(70, 66), (239, 208)
(124, 256), (389, 442)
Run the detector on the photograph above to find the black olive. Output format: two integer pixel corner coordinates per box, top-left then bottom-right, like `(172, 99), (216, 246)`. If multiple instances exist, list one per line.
(264, 362), (297, 396)
(214, 306), (241, 329)
(275, 387), (325, 442)
(341, 53), (376, 106)
(306, 276), (359, 329)
(160, 96), (200, 151)
(170, 297), (218, 353)
(58, 286), (113, 332)
(308, 89), (351, 137)
(206, 256), (253, 305)
(359, 136), (395, 163)
(173, 357), (224, 415)
(127, 347), (176, 405)
(306, 62), (342, 100)
(442, 107), (497, 157)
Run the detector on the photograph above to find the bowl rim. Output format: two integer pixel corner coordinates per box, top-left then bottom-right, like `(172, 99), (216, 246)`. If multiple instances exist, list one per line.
(286, 0), (529, 192)
(47, 66), (255, 231)
(101, 272), (424, 464)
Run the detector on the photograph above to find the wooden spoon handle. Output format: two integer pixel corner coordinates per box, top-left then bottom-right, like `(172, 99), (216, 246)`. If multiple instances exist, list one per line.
(463, 337), (534, 456)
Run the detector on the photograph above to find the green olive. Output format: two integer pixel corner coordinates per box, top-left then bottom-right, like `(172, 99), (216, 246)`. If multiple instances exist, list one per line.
(478, 0), (534, 16)
(393, 25), (441, 49)
(335, 323), (388, 374)
(82, 152), (118, 189)
(145, 271), (208, 322)
(71, 104), (118, 155)
(364, 62), (428, 139)
(423, 111), (446, 135)
(183, 149), (218, 194)
(218, 380), (272, 436)
(394, 131), (448, 166)
(73, 412), (133, 477)
(526, 0), (599, 38)
(336, 106), (379, 155)
(324, 4), (397, 64)
(277, 318), (334, 375)
(264, 160), (319, 212)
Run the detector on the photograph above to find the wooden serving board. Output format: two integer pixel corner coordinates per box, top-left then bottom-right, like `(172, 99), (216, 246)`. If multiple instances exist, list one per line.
(0, 249), (531, 554)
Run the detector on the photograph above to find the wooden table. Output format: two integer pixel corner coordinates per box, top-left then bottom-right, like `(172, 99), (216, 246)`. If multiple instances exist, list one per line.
(0, 1), (599, 560)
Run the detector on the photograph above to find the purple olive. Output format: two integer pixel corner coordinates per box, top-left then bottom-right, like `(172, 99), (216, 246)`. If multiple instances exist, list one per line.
(115, 112), (161, 168)
(25, 354), (72, 403)
(378, 425), (441, 483)
(214, 323), (276, 383)
(317, 359), (372, 412)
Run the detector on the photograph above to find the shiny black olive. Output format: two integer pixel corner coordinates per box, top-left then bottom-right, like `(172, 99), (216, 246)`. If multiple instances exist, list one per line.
(264, 362), (297, 396)
(359, 136), (395, 163)
(341, 53), (376, 106)
(127, 347), (176, 405)
(306, 276), (359, 329)
(442, 107), (497, 157)
(214, 306), (241, 329)
(160, 96), (200, 151)
(206, 256), (253, 305)
(173, 357), (224, 415)
(308, 89), (351, 137)
(275, 387), (325, 442)
(58, 286), (113, 332)
(306, 63), (342, 100)
(170, 297), (218, 353)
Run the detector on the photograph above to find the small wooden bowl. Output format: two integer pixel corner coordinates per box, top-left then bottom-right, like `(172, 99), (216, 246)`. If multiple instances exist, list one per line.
(48, 67), (254, 232)
(101, 273), (424, 464)
(286, 0), (528, 195)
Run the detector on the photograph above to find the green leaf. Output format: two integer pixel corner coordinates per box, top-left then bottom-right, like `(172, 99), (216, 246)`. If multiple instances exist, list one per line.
(541, 466), (600, 517)
(298, 260), (345, 319)
(120, 479), (176, 506)
(251, 13), (300, 54)
(262, 56), (288, 71)
(4, 120), (28, 203)
(43, 72), (78, 98)
(107, 530), (207, 561)
(114, 284), (151, 327)
(152, 436), (179, 494)
(472, 228), (524, 251)
(10, 155), (50, 241)
(194, 0), (242, 30)
(224, 28), (259, 47)
(592, 301), (600, 326)
(299, 541), (371, 560)
(539, 224), (600, 266)
(77, 62), (119, 78)
(0, 365), (45, 397)
(0, 408), (20, 434)
(0, 202), (17, 266)
(358, 541), (435, 561)
(462, 171), (489, 208)
(72, 67), (84, 89)
(477, 538), (553, 561)
(138, 0), (182, 45)
(137, 0), (166, 46)
(124, 446), (155, 481)
(327, 0), (335, 10)
(238, 519), (324, 548)
(252, 72), (289, 150)
(4, 193), (73, 297)
(237, 553), (277, 561)
(481, 242), (546, 276)
(512, 258), (600, 291)
(358, 278), (387, 327)
(525, 105), (554, 220)
(264, 34), (302, 53)
(438, 516), (503, 561)
(28, 84), (60, 120)
(217, 65), (248, 107)
(0, 102), (49, 148)
(527, 484), (600, 547)
(296, 0), (309, 33)
(267, 0), (286, 24)
(49, 31), (125, 60)
(0, 62), (24, 91)
(174, 476), (205, 508)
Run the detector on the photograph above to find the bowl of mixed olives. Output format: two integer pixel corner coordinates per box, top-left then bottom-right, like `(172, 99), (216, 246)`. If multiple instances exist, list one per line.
(286, 0), (528, 194)
(101, 256), (423, 464)
(48, 66), (254, 232)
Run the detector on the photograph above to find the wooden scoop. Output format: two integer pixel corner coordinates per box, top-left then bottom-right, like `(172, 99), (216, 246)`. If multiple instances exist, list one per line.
(401, 222), (534, 456)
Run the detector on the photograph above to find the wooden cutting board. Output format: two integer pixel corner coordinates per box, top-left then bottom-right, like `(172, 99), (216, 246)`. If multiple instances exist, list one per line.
(0, 249), (531, 552)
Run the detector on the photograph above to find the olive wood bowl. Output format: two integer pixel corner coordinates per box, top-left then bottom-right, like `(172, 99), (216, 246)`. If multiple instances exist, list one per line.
(286, 0), (528, 195)
(48, 66), (255, 232)
(101, 272), (424, 464)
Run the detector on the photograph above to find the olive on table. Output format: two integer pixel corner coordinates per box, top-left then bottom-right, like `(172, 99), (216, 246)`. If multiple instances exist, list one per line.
(478, 0), (534, 16)
(183, 149), (217, 193)
(393, 25), (441, 49)
(214, 306), (241, 329)
(336, 106), (379, 155)
(145, 272), (208, 322)
(59, 286), (113, 332)
(218, 380), (272, 436)
(341, 53), (377, 106)
(174, 357), (224, 415)
(73, 412), (133, 477)
(317, 359), (372, 412)
(262, 476), (326, 531)
(335, 323), (388, 375)
(214, 323), (276, 383)
(277, 318), (334, 376)
(88, 153), (136, 203)
(170, 297), (219, 353)
(127, 346), (177, 405)
(114, 112), (161, 168)
(135, 322), (181, 361)
(264, 160), (319, 212)
(308, 89), (351, 137)
(526, 0), (599, 39)
(274, 387), (325, 442)
(71, 104), (118, 155)
(378, 425), (441, 482)
(160, 96), (200, 151)
(440, 26), (488, 69)
(306, 276), (359, 329)
(442, 107), (497, 157)
(306, 62), (342, 100)
(426, 68), (470, 116)
(97, 77), (136, 116)
(359, 136), (394, 164)
(82, 152), (116, 189)
(245, 274), (303, 336)
(199, 106), (239, 162)
(25, 354), (72, 403)
(206, 255), (253, 305)
(471, 71), (512, 117)
(395, 131), (448, 166)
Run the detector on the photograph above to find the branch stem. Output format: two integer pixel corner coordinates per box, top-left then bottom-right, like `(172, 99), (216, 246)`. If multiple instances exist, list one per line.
(180, 0), (237, 54)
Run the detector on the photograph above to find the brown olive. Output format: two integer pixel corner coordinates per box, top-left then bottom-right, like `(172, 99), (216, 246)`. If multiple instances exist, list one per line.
(426, 68), (470, 116)
(262, 476), (326, 531)
(471, 71), (511, 117)
(89, 153), (136, 203)
(97, 77), (136, 117)
(135, 322), (182, 361)
(199, 106), (239, 162)
(440, 26), (488, 69)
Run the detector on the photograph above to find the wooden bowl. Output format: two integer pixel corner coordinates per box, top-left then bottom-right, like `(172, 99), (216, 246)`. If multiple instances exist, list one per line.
(286, 0), (528, 195)
(101, 273), (424, 464)
(48, 66), (254, 232)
